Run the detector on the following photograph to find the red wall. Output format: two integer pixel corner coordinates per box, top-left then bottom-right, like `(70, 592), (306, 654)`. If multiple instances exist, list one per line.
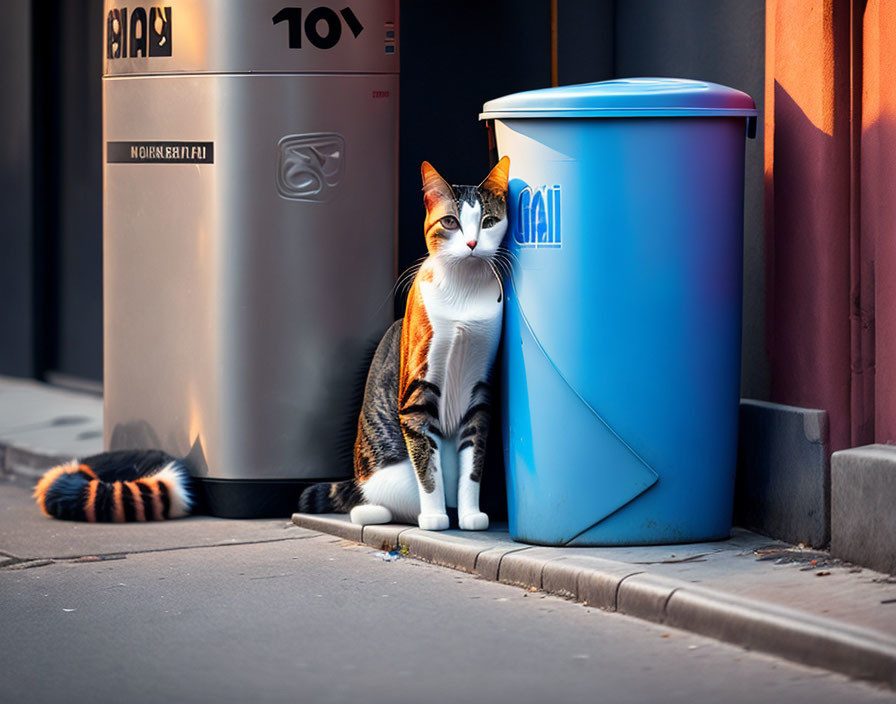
(766, 0), (896, 449)
(765, 0), (852, 450)
(862, 1), (896, 444)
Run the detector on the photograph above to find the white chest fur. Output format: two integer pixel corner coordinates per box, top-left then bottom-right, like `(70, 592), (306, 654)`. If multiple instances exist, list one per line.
(419, 273), (503, 437)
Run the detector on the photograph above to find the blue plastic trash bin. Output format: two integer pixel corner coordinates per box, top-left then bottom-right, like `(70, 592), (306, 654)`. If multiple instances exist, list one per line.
(480, 78), (758, 546)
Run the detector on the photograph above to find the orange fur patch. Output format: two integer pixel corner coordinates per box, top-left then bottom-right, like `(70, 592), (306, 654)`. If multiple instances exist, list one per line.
(421, 161), (460, 255)
(127, 481), (146, 521)
(399, 279), (434, 400)
(139, 477), (164, 520)
(85, 480), (99, 522)
(33, 465), (69, 515)
(480, 156), (511, 196)
(77, 464), (98, 480)
(112, 482), (125, 523)
(32, 462), (88, 516)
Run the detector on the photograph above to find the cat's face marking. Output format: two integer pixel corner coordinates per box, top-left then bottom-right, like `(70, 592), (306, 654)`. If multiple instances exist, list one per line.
(421, 159), (510, 265)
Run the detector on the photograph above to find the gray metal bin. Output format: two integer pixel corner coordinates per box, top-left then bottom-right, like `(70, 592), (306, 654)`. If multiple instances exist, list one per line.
(102, 0), (399, 516)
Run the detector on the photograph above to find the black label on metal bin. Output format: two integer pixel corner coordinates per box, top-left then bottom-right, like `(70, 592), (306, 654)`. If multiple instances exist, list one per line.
(107, 141), (214, 164)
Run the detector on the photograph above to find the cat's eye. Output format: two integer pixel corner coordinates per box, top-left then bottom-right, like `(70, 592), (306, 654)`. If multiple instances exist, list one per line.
(481, 216), (499, 229)
(440, 215), (460, 230)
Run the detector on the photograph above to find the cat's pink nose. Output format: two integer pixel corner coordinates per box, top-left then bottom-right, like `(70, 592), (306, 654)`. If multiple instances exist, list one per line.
(467, 240), (477, 250)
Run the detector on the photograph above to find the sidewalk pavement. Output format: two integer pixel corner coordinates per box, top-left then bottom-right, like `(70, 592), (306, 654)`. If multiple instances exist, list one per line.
(2, 375), (895, 691)
(0, 376), (103, 478)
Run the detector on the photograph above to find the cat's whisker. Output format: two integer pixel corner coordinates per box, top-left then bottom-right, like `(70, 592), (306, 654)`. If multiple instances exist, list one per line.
(486, 259), (505, 303)
(369, 263), (423, 322)
(390, 260), (426, 299)
(395, 269), (418, 291)
(496, 253), (521, 273)
(492, 254), (515, 283)
(497, 246), (522, 267)
(493, 254), (521, 297)
(496, 249), (520, 276)
(392, 268), (414, 289)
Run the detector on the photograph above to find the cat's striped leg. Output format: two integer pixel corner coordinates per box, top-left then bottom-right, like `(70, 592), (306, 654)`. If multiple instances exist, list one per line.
(456, 383), (490, 531)
(400, 382), (448, 531)
(401, 421), (448, 530)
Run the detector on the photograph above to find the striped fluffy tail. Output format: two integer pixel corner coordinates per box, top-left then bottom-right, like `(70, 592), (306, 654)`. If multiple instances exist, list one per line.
(298, 480), (364, 514)
(33, 450), (194, 522)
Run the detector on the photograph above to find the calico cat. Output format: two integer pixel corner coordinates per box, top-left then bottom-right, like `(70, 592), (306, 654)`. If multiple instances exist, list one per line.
(299, 157), (510, 531)
(33, 450), (193, 522)
(34, 159), (509, 526)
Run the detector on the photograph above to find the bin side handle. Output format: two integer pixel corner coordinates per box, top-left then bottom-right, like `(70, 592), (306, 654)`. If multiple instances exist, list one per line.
(747, 116), (758, 139)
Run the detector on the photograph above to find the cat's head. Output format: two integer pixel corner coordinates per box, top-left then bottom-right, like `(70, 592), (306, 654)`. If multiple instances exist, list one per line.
(420, 157), (510, 265)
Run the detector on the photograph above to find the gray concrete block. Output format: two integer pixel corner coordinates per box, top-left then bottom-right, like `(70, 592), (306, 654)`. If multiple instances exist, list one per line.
(473, 546), (530, 581)
(0, 377), (103, 478)
(291, 513), (362, 543)
(398, 529), (482, 573)
(539, 558), (581, 599)
(496, 548), (564, 589)
(3, 445), (73, 479)
(362, 524), (408, 551)
(736, 399), (830, 547)
(549, 557), (644, 611)
(616, 573), (686, 622)
(831, 444), (896, 575)
(665, 586), (896, 689)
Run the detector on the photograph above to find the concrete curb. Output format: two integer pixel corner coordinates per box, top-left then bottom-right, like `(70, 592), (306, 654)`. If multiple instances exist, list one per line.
(292, 512), (896, 690)
(1, 445), (73, 480)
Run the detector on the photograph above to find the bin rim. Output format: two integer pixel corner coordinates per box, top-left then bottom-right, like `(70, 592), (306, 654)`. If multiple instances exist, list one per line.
(479, 77), (758, 121)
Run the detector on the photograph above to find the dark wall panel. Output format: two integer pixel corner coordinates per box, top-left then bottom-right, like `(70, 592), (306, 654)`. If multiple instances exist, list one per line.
(0, 0), (34, 377)
(55, 0), (104, 381)
(397, 0), (551, 292)
(557, 0), (615, 85)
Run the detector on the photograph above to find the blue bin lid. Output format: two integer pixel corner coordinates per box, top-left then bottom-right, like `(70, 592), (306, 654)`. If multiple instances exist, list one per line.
(479, 78), (758, 120)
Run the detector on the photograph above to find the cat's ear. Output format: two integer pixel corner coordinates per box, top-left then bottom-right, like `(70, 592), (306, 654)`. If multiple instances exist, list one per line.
(479, 156), (510, 198)
(421, 161), (455, 210)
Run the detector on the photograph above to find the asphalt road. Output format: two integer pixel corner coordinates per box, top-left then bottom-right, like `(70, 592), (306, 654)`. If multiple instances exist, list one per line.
(2, 520), (895, 704)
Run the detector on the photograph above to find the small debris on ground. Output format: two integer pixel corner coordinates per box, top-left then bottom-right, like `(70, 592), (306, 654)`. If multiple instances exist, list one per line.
(372, 550), (402, 562)
(2, 559), (55, 570)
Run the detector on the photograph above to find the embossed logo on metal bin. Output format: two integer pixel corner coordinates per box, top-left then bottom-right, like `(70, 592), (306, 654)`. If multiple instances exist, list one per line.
(513, 185), (562, 248)
(277, 133), (345, 202)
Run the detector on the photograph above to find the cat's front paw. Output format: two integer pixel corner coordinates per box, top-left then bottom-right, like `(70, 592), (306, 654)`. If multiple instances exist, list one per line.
(458, 512), (489, 531)
(418, 513), (450, 531)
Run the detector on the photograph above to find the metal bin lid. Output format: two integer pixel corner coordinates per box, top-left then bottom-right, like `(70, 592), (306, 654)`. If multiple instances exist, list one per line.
(480, 78), (758, 120)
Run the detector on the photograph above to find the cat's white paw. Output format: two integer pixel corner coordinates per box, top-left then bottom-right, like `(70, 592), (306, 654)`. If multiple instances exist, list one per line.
(350, 504), (392, 525)
(418, 513), (450, 531)
(458, 512), (489, 531)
